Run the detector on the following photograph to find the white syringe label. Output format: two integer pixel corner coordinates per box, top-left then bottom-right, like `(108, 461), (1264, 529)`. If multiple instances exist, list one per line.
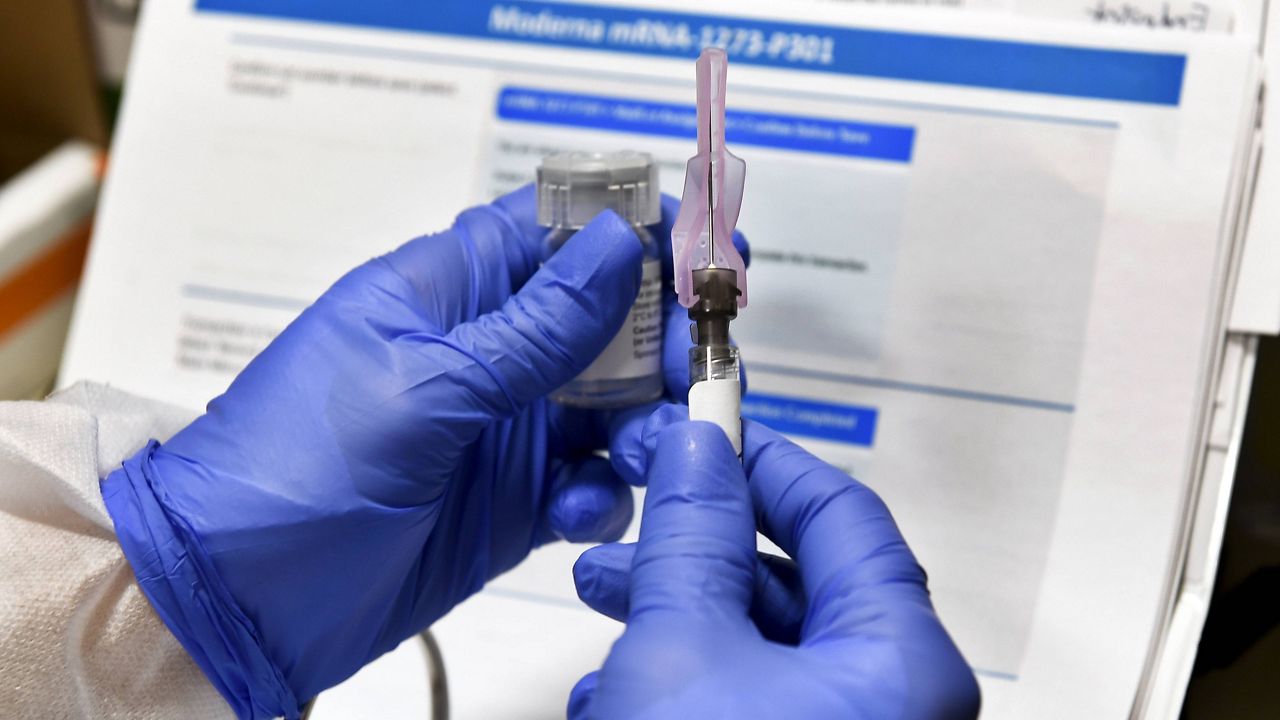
(576, 258), (662, 381)
(689, 378), (742, 456)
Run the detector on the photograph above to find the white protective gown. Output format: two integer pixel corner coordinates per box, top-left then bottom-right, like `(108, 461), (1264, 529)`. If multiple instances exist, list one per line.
(0, 382), (233, 718)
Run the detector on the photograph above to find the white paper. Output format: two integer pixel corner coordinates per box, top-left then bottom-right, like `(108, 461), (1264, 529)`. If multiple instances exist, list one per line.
(62, 1), (1261, 716)
(1010, 0), (1237, 33)
(1229, 3), (1280, 334)
(811, 0), (1244, 34)
(1138, 333), (1255, 718)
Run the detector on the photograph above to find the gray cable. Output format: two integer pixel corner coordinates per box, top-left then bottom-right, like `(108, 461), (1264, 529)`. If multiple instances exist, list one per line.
(419, 629), (450, 720)
(294, 629), (449, 720)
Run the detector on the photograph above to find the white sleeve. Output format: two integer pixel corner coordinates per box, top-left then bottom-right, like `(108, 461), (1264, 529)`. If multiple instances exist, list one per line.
(0, 382), (234, 719)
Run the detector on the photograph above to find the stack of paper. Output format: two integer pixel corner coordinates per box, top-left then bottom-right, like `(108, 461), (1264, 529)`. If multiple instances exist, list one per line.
(59, 1), (1280, 716)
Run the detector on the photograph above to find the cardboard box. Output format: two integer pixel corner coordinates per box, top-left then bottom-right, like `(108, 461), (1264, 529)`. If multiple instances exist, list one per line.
(0, 2), (107, 182)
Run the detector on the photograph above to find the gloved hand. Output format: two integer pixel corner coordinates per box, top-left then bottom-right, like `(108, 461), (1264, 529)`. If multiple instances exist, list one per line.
(99, 186), (743, 719)
(573, 407), (982, 719)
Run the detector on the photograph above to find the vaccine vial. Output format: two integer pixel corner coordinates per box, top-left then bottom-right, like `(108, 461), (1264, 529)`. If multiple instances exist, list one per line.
(536, 151), (664, 408)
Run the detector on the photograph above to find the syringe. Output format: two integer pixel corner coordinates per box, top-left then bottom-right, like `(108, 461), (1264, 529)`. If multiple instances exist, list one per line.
(670, 48), (748, 455)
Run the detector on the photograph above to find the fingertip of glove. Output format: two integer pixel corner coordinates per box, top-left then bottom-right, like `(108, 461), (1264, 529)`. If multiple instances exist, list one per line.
(654, 419), (739, 469)
(607, 403), (661, 485)
(552, 497), (607, 543)
(573, 542), (631, 580)
(645, 403), (689, 429)
(536, 209), (643, 328)
(572, 544), (631, 621)
(571, 549), (598, 594)
(567, 671), (600, 720)
(490, 184), (540, 235)
(608, 403), (689, 484)
(571, 210), (643, 267)
(733, 229), (750, 268)
(571, 545), (609, 598)
(551, 478), (631, 543)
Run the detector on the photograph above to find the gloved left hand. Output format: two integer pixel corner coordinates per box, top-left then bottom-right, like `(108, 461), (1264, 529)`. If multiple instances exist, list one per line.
(99, 186), (716, 719)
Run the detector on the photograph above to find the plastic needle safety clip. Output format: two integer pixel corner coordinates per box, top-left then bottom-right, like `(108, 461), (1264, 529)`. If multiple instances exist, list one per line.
(670, 48), (748, 455)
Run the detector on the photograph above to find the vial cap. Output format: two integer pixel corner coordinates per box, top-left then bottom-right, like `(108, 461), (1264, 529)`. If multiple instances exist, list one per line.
(536, 150), (661, 229)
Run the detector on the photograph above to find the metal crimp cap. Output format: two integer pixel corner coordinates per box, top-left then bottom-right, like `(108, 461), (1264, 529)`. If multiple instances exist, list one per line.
(536, 150), (661, 229)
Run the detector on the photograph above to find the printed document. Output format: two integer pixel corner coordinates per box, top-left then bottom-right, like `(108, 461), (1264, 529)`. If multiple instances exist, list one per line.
(62, 2), (1261, 716)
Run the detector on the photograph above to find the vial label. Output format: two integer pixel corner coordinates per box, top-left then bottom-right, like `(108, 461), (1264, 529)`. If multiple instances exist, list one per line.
(577, 258), (663, 381)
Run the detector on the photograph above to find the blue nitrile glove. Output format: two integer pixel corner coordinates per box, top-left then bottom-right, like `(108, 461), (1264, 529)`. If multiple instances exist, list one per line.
(98, 186), (743, 720)
(572, 409), (981, 719)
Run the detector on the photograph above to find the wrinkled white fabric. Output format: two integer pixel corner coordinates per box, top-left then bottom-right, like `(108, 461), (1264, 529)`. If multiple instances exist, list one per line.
(0, 382), (233, 719)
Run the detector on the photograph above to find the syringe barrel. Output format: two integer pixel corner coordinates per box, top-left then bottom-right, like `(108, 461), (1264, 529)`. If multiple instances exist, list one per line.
(687, 267), (743, 454)
(688, 267), (742, 384)
(689, 343), (740, 384)
(688, 344), (742, 456)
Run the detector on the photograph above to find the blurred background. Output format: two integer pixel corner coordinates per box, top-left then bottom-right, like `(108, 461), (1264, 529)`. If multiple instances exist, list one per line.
(0, 2), (1276, 716)
(0, 1), (131, 399)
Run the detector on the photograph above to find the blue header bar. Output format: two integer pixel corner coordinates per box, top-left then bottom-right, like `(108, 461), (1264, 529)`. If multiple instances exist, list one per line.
(498, 87), (915, 162)
(742, 393), (879, 446)
(197, 0), (1186, 106)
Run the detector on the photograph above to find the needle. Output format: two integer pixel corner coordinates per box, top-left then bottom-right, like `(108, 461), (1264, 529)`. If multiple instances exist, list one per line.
(668, 47), (748, 309)
(706, 156), (716, 268)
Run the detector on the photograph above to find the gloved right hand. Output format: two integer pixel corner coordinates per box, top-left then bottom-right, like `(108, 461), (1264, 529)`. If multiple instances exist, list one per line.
(571, 410), (982, 719)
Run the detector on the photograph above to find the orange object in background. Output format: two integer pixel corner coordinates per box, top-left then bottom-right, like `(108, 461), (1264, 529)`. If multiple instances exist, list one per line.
(0, 143), (102, 399)
(0, 218), (92, 341)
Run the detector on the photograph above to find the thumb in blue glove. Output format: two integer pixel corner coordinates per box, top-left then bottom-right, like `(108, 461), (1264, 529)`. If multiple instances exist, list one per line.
(569, 412), (981, 719)
(101, 190), (650, 719)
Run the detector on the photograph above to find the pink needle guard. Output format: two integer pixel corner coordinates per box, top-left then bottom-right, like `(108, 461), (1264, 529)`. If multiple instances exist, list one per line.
(671, 48), (748, 308)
